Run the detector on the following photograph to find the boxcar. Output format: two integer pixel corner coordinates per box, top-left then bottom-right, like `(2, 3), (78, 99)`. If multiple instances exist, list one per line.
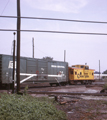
(0, 54), (68, 87)
(68, 65), (94, 84)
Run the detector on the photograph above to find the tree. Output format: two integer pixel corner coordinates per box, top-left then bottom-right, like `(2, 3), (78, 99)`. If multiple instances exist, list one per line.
(102, 70), (107, 79)
(102, 70), (107, 74)
(43, 57), (53, 61)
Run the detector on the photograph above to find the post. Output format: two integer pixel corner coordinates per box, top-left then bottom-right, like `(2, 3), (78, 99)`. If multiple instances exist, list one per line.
(64, 50), (66, 62)
(17, 0), (21, 93)
(99, 60), (100, 81)
(12, 32), (16, 93)
(32, 37), (34, 58)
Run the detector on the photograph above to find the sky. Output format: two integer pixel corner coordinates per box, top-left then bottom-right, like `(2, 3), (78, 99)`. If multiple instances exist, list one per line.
(0, 0), (107, 72)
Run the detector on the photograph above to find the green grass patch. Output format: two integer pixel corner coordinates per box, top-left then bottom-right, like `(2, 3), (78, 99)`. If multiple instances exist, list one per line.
(103, 83), (107, 90)
(0, 93), (67, 120)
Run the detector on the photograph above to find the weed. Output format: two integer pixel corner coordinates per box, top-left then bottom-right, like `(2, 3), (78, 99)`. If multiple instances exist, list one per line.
(87, 107), (93, 112)
(103, 83), (107, 90)
(0, 93), (67, 120)
(23, 85), (28, 95)
(102, 101), (107, 105)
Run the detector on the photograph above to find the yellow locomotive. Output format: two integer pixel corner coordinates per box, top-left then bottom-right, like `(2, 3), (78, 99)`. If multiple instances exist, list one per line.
(68, 65), (94, 84)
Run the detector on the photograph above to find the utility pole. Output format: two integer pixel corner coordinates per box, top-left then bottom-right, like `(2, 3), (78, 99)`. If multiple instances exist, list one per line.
(64, 50), (66, 62)
(16, 0), (21, 93)
(32, 37), (34, 58)
(99, 60), (100, 81)
(12, 32), (16, 93)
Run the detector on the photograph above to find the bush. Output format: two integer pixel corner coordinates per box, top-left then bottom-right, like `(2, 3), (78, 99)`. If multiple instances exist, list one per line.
(103, 83), (107, 90)
(0, 93), (67, 120)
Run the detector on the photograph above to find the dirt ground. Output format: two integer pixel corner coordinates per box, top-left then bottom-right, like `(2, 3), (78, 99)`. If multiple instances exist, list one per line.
(48, 85), (107, 120)
(25, 83), (107, 120)
(55, 98), (107, 120)
(53, 85), (107, 120)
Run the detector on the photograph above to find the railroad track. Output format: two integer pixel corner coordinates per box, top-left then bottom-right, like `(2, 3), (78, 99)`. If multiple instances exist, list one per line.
(28, 91), (107, 96)
(20, 83), (104, 92)
(21, 80), (106, 88)
(86, 84), (103, 87)
(20, 84), (86, 89)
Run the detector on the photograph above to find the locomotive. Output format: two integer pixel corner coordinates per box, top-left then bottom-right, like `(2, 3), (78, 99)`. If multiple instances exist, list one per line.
(0, 54), (94, 88)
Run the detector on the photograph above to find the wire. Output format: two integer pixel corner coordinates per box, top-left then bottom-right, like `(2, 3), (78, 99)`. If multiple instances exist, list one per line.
(1, 15), (107, 24)
(36, 47), (49, 56)
(21, 50), (30, 57)
(1, 0), (10, 15)
(0, 29), (107, 36)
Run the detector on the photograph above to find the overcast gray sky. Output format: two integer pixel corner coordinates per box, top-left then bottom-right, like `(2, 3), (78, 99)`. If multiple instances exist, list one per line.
(0, 0), (107, 72)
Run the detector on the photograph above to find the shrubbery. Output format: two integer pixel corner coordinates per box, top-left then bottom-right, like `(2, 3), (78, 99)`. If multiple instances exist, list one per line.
(103, 83), (107, 90)
(0, 93), (67, 120)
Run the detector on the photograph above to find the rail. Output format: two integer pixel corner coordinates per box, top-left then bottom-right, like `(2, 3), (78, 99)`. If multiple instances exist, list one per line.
(28, 91), (107, 96)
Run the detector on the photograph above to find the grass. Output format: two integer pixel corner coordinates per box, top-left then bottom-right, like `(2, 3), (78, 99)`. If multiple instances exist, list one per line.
(0, 93), (67, 120)
(103, 83), (107, 90)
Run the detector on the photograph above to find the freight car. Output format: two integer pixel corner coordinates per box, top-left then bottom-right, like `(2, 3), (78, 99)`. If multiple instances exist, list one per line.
(0, 54), (95, 88)
(0, 54), (68, 87)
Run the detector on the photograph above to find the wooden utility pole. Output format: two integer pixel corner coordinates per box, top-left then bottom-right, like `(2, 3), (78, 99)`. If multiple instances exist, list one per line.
(32, 38), (34, 58)
(99, 60), (100, 81)
(12, 32), (16, 93)
(64, 50), (66, 62)
(16, 0), (21, 93)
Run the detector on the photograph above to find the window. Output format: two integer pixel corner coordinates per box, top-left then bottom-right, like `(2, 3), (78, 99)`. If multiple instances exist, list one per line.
(85, 66), (89, 70)
(75, 72), (77, 75)
(70, 70), (73, 74)
(71, 71), (73, 74)
(92, 73), (93, 75)
(80, 72), (82, 75)
(81, 66), (84, 68)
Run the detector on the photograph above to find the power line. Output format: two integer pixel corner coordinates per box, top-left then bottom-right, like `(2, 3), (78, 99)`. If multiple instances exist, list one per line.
(36, 47), (49, 56)
(1, 16), (107, 24)
(1, 0), (10, 15)
(0, 29), (107, 36)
